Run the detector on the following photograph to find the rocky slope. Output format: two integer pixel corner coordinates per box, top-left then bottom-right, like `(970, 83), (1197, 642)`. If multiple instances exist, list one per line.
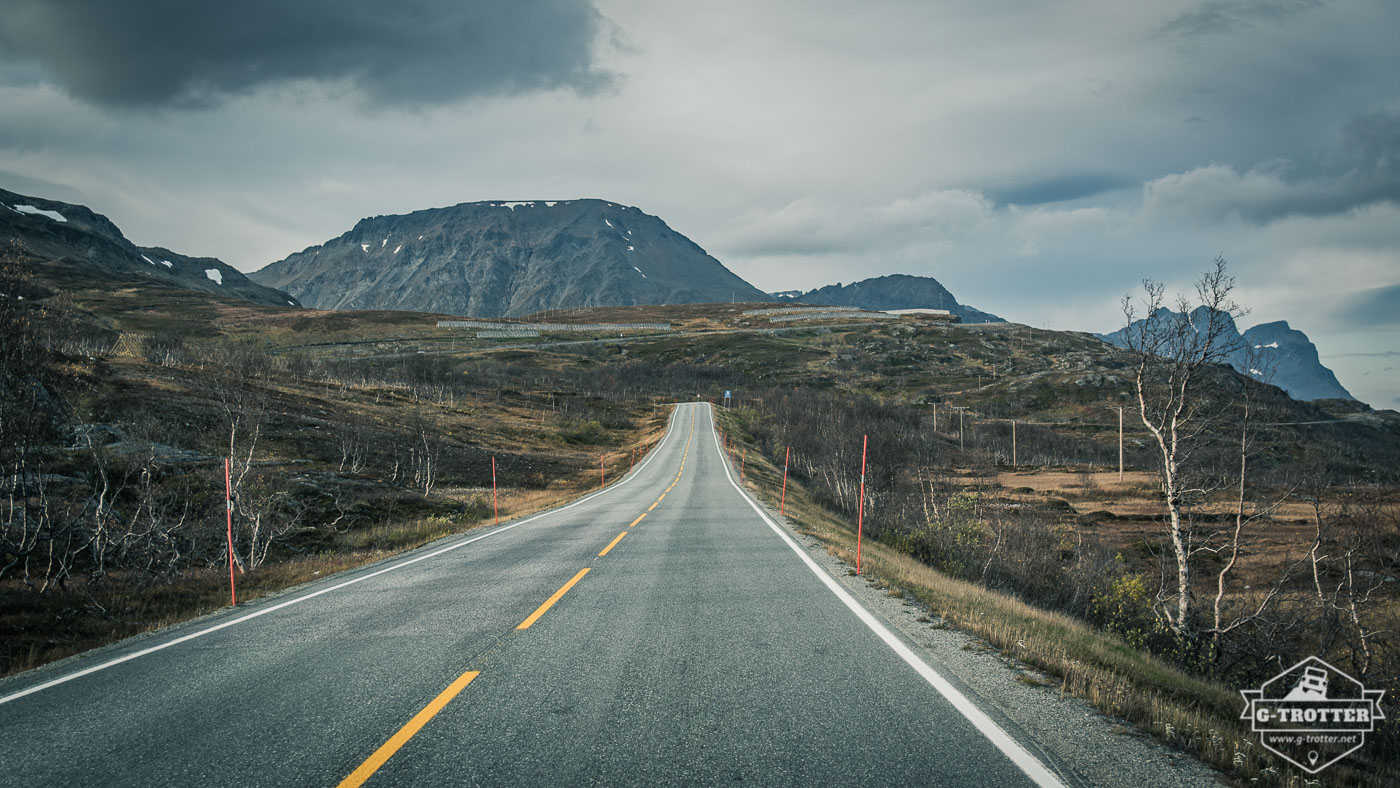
(251, 199), (768, 316)
(774, 274), (1004, 323)
(1, 187), (298, 307)
(1238, 320), (1354, 401)
(1100, 306), (1354, 402)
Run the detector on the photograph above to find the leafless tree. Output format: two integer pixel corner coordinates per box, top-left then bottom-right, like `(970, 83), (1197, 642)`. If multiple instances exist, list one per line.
(405, 407), (441, 496)
(0, 242), (77, 590)
(1120, 256), (1244, 633)
(1204, 350), (1296, 647)
(337, 420), (370, 474)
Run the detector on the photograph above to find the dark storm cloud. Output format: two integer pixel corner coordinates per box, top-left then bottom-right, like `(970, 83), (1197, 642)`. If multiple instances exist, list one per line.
(1158, 0), (1323, 40)
(1338, 111), (1400, 200)
(0, 0), (614, 108)
(1143, 110), (1400, 224)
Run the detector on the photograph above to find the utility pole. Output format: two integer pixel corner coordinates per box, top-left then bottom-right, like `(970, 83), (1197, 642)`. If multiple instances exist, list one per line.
(957, 407), (965, 451)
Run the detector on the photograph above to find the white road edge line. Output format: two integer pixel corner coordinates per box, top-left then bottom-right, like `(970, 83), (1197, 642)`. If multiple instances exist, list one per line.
(0, 405), (686, 707)
(702, 402), (1068, 788)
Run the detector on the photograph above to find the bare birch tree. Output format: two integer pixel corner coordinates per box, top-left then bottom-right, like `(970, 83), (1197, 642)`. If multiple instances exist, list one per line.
(1120, 256), (1244, 633)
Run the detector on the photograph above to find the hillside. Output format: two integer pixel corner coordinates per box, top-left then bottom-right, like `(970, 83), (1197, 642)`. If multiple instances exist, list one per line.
(7, 276), (1399, 782)
(0, 187), (298, 308)
(775, 274), (1004, 323)
(251, 199), (769, 316)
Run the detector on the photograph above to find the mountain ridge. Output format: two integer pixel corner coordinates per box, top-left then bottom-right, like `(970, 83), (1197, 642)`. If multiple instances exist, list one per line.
(252, 199), (769, 317)
(1, 187), (298, 308)
(1099, 305), (1354, 402)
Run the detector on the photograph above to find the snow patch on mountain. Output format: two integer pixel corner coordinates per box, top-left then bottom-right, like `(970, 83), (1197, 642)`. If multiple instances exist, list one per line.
(13, 204), (67, 222)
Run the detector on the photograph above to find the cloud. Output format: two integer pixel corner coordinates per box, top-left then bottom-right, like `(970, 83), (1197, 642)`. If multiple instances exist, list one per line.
(1337, 283), (1400, 329)
(718, 190), (996, 258)
(0, 0), (615, 109)
(987, 173), (1136, 207)
(1141, 110), (1400, 224)
(1328, 350), (1400, 359)
(1158, 0), (1323, 41)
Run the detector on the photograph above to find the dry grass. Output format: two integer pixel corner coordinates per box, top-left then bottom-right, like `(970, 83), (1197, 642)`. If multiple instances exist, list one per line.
(0, 456), (652, 681)
(996, 469), (1321, 521)
(1, 381), (672, 681)
(724, 417), (1398, 787)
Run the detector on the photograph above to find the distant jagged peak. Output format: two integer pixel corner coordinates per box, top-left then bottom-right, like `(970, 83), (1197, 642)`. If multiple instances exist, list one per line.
(1102, 307), (1354, 402)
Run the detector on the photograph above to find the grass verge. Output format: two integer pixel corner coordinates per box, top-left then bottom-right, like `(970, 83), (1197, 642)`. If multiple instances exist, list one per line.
(2, 415), (670, 681)
(721, 414), (1397, 788)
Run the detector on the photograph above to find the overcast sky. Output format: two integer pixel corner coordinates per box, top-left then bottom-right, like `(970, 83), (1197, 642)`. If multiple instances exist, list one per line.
(1, 0), (1397, 406)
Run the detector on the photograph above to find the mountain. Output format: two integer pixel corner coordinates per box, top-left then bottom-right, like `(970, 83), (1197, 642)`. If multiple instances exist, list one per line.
(1, 187), (298, 308)
(1100, 306), (1354, 402)
(251, 199), (768, 316)
(1239, 320), (1354, 401)
(775, 274), (1004, 323)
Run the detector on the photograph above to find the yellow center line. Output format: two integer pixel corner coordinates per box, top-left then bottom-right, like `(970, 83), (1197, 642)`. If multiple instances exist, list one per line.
(628, 513), (647, 527)
(647, 500), (659, 511)
(517, 568), (591, 629)
(337, 669), (481, 788)
(598, 531), (628, 556)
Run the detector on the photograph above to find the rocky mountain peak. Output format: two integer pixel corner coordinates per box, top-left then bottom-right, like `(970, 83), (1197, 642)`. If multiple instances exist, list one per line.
(252, 199), (767, 316)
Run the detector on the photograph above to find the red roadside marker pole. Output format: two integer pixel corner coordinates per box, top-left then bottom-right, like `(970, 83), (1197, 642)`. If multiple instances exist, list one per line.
(492, 456), (499, 526)
(740, 448), (746, 483)
(780, 446), (790, 516)
(856, 435), (868, 576)
(224, 458), (236, 606)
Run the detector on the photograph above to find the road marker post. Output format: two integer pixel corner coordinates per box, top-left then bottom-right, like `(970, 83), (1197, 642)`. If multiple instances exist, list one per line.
(856, 435), (868, 575)
(780, 446), (790, 516)
(1118, 406), (1124, 481)
(600, 454), (605, 489)
(491, 456), (499, 526)
(740, 448), (746, 483)
(224, 458), (236, 606)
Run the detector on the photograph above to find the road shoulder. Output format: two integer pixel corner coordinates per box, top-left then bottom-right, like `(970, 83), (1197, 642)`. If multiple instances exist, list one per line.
(756, 495), (1223, 788)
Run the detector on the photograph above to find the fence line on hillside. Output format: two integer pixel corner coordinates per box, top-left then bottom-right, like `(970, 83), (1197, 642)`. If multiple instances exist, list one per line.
(742, 305), (864, 316)
(437, 320), (671, 332)
(768, 311), (898, 323)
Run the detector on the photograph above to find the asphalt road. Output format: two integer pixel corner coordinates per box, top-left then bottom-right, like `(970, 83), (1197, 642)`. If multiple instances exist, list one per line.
(0, 402), (1072, 787)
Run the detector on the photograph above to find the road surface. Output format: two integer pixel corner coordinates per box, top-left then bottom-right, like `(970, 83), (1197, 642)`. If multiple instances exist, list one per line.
(0, 402), (1072, 786)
